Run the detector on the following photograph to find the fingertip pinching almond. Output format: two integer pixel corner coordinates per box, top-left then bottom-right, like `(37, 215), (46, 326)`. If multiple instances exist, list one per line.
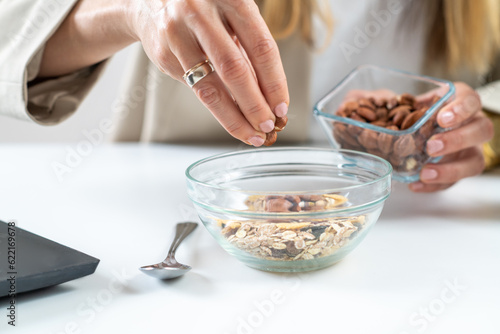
(261, 115), (288, 146)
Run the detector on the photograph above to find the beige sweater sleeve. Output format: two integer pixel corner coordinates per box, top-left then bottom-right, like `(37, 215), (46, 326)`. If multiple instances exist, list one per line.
(0, 0), (107, 125)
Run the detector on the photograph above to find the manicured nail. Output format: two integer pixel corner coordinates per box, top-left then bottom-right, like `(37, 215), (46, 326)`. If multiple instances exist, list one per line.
(421, 168), (438, 181)
(259, 120), (275, 133)
(410, 182), (424, 191)
(426, 139), (444, 155)
(440, 111), (455, 127)
(274, 102), (288, 117)
(248, 136), (265, 147)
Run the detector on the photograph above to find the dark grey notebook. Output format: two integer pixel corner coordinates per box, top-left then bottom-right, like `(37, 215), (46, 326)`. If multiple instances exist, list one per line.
(0, 221), (99, 297)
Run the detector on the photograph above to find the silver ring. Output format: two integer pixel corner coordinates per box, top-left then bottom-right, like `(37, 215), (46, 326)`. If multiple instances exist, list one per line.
(182, 60), (215, 88)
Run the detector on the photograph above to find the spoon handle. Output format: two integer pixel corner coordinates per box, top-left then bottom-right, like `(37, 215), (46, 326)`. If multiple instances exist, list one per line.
(166, 222), (198, 261)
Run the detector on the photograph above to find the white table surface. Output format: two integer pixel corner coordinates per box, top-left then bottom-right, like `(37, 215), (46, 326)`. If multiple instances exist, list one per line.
(0, 143), (499, 334)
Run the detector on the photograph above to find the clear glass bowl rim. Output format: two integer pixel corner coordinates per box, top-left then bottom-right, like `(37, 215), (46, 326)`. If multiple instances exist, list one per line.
(185, 147), (392, 216)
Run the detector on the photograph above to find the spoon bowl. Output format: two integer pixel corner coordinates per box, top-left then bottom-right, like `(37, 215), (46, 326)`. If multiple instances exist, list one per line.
(139, 222), (197, 280)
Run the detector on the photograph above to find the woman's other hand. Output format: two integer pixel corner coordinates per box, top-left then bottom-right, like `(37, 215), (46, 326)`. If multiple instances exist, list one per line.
(410, 82), (494, 192)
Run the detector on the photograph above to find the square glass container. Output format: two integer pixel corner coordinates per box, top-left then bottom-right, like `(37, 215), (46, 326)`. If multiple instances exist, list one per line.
(314, 65), (455, 183)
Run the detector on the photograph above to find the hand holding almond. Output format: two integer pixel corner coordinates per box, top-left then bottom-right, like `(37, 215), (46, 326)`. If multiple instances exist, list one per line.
(39, 0), (289, 147)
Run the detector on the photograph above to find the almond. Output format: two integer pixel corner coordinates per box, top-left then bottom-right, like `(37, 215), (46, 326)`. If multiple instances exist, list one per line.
(357, 106), (378, 122)
(393, 135), (417, 157)
(275, 116), (288, 132)
(358, 130), (379, 150)
(359, 98), (375, 110)
(388, 105), (412, 119)
(392, 108), (411, 127)
(264, 131), (277, 146)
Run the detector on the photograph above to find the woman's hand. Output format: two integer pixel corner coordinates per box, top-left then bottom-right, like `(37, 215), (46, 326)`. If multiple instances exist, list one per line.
(128, 0), (289, 146)
(39, 0), (288, 146)
(409, 82), (494, 192)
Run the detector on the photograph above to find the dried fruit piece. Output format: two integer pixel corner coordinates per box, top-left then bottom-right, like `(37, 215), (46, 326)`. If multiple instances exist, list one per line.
(276, 222), (311, 230)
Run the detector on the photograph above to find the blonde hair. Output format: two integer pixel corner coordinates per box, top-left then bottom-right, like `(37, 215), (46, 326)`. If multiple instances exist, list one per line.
(255, 0), (334, 48)
(425, 0), (500, 75)
(257, 0), (500, 75)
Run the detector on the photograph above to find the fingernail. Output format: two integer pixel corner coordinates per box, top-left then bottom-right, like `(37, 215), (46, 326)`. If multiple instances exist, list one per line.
(274, 102), (288, 117)
(248, 136), (265, 147)
(259, 120), (275, 133)
(421, 168), (438, 181)
(410, 182), (424, 191)
(440, 111), (455, 126)
(426, 139), (444, 155)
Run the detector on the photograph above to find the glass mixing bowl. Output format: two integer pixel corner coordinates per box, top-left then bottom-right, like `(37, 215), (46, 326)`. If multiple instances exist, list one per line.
(186, 147), (392, 272)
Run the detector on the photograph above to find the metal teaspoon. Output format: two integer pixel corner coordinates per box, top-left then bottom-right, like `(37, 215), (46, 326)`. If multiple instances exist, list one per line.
(139, 222), (198, 279)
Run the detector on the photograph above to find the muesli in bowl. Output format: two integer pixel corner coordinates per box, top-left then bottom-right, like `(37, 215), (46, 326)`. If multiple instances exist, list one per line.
(186, 148), (392, 272)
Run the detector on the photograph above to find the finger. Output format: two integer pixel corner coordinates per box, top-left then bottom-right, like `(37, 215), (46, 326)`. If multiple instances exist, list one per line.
(233, 36), (258, 82)
(194, 75), (267, 146)
(418, 146), (485, 184)
(426, 113), (494, 157)
(190, 15), (277, 133)
(221, 1), (289, 117)
(167, 25), (267, 146)
(415, 85), (451, 105)
(149, 47), (185, 80)
(436, 82), (482, 128)
(409, 181), (454, 193)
